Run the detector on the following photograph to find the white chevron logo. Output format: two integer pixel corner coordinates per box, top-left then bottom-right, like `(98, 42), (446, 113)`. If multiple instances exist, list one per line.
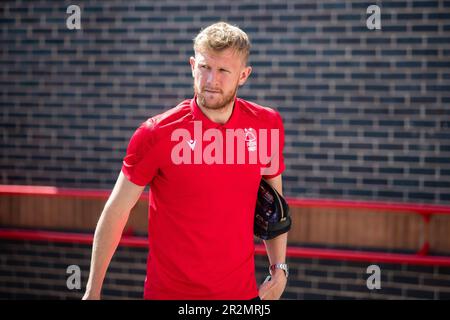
(187, 139), (196, 151)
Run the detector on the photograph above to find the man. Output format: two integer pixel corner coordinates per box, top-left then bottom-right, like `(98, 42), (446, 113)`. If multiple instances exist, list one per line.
(83, 22), (288, 300)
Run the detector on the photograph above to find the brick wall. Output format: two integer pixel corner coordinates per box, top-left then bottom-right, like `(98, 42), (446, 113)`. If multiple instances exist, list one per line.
(1, 239), (449, 300)
(1, 1), (450, 203)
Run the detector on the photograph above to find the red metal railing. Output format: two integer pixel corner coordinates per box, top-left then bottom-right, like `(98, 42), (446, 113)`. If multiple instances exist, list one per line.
(285, 197), (450, 257)
(1, 184), (450, 266)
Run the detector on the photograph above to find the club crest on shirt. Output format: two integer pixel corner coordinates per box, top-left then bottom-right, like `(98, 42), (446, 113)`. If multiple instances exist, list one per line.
(245, 128), (257, 152)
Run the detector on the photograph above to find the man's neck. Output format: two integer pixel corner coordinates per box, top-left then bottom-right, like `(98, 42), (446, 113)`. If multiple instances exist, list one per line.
(196, 98), (235, 125)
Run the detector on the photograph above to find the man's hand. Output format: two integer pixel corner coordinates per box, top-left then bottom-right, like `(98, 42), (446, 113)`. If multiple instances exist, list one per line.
(258, 269), (287, 300)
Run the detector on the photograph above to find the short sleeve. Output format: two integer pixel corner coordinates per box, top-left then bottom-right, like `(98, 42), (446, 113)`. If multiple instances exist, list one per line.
(121, 119), (160, 186)
(262, 111), (286, 179)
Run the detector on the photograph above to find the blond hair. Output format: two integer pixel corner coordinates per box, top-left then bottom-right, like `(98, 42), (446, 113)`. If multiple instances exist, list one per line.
(193, 22), (251, 63)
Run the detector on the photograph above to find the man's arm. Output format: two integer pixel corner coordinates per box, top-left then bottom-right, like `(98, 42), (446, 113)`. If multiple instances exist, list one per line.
(82, 171), (145, 300)
(258, 174), (288, 300)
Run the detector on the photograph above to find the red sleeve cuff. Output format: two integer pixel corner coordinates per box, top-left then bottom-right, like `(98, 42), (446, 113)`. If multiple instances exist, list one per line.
(121, 165), (148, 187)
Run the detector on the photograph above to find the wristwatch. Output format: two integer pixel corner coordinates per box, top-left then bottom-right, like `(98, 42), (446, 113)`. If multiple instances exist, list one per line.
(269, 263), (289, 278)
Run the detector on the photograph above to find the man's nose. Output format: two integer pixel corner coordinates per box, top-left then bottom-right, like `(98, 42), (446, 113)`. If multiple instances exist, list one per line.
(206, 70), (219, 86)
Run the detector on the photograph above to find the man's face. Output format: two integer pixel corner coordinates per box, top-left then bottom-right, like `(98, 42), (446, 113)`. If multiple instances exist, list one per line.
(190, 48), (252, 110)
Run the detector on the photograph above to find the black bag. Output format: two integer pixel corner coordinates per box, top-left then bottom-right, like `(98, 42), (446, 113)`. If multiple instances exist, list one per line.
(254, 179), (291, 240)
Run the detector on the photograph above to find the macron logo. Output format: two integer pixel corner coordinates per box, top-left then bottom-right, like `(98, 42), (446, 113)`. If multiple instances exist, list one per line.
(187, 139), (197, 150)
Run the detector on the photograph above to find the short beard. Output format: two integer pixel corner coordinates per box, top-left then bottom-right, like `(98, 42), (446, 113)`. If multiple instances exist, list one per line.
(194, 84), (238, 111)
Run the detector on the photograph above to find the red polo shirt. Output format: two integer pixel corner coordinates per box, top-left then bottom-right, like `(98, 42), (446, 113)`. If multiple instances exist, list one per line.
(121, 96), (285, 300)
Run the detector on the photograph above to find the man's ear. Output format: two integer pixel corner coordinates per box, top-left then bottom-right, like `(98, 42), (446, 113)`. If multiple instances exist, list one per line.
(189, 56), (196, 78)
(238, 66), (252, 86)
